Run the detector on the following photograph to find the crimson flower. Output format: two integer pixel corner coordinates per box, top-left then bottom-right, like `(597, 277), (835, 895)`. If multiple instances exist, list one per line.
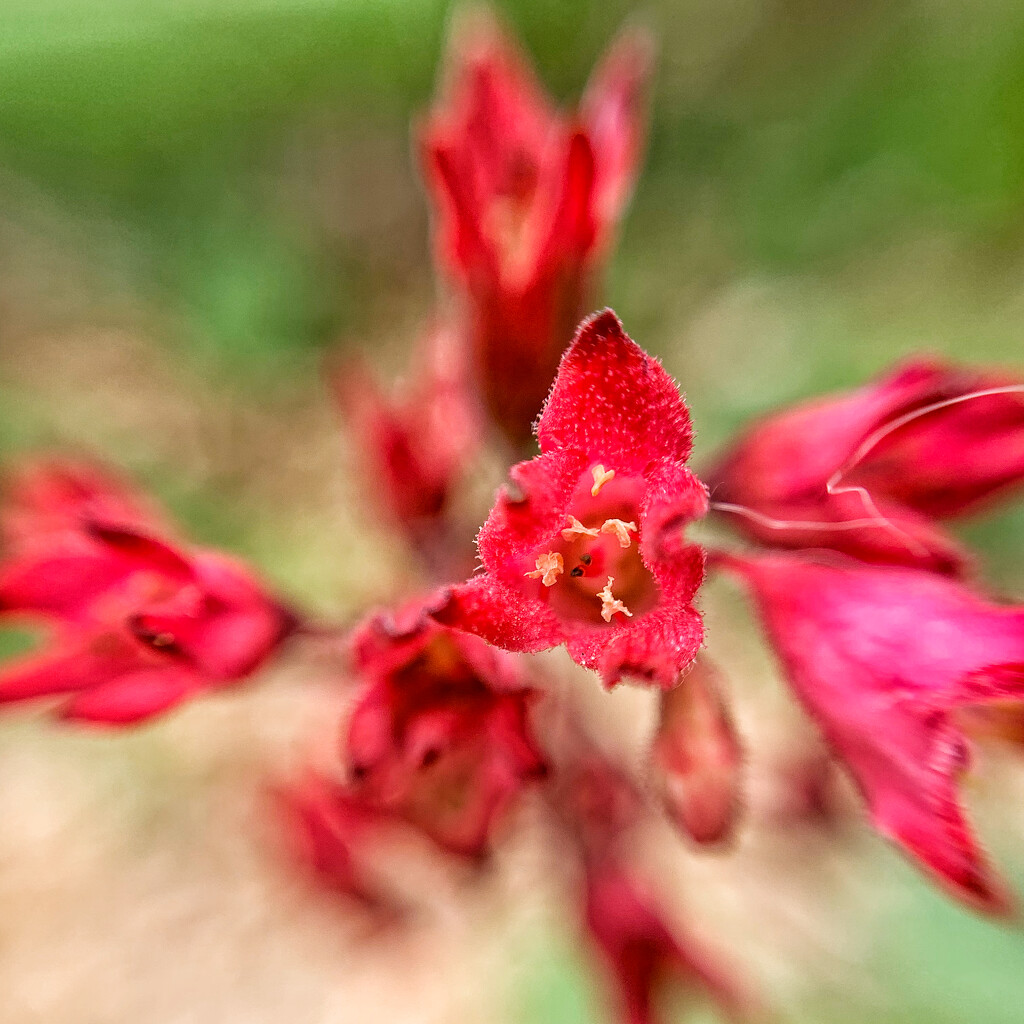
(584, 855), (747, 1024)
(345, 599), (545, 858)
(721, 550), (1024, 915)
(433, 310), (708, 690)
(334, 324), (478, 549)
(420, 12), (651, 445)
(0, 460), (294, 724)
(707, 359), (1024, 574)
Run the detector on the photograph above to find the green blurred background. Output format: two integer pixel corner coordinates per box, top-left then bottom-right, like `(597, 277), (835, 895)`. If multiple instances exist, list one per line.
(3, 1), (1024, 1021)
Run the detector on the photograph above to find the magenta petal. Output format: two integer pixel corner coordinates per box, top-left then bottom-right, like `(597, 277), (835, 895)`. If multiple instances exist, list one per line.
(60, 667), (201, 725)
(727, 552), (1024, 914)
(430, 574), (563, 653)
(536, 310), (693, 469)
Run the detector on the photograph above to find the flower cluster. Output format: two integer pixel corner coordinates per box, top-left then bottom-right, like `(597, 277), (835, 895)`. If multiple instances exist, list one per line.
(5, 8), (1024, 1022)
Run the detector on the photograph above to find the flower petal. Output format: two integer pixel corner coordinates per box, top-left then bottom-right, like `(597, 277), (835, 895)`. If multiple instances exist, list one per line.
(60, 666), (202, 725)
(724, 551), (1024, 914)
(477, 448), (590, 578)
(430, 573), (563, 653)
(567, 596), (703, 690)
(536, 310), (693, 469)
(580, 25), (653, 224)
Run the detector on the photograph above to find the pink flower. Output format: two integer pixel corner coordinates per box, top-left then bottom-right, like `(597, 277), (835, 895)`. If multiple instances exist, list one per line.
(420, 12), (651, 444)
(584, 855), (748, 1024)
(344, 600), (545, 858)
(0, 460), (295, 724)
(720, 550), (1024, 915)
(334, 325), (478, 545)
(706, 359), (1024, 574)
(433, 310), (708, 690)
(651, 655), (742, 846)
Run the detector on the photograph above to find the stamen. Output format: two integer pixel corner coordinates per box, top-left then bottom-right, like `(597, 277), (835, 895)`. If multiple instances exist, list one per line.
(600, 518), (638, 549)
(598, 577), (633, 622)
(591, 464), (615, 496)
(570, 566), (584, 578)
(526, 551), (564, 586)
(562, 515), (599, 541)
(580, 553), (593, 566)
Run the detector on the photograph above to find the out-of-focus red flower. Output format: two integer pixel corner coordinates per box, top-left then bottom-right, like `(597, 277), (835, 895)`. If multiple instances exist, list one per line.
(721, 550), (1024, 915)
(706, 359), (1024, 574)
(344, 599), (545, 859)
(334, 324), (478, 548)
(584, 855), (748, 1024)
(273, 771), (407, 918)
(651, 656), (742, 846)
(1, 458), (159, 554)
(433, 310), (708, 690)
(0, 460), (295, 724)
(420, 12), (651, 445)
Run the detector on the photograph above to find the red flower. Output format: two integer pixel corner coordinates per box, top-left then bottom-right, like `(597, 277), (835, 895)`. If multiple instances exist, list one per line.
(420, 12), (651, 444)
(273, 771), (407, 918)
(584, 855), (747, 1024)
(0, 460), (294, 724)
(334, 324), (478, 546)
(706, 359), (1024, 574)
(651, 656), (742, 846)
(433, 310), (708, 690)
(344, 600), (545, 858)
(721, 550), (1024, 915)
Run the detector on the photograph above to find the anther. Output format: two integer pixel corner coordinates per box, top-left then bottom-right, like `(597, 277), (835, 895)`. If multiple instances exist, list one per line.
(570, 566), (584, 578)
(562, 515), (599, 541)
(591, 465), (615, 496)
(598, 577), (633, 622)
(526, 551), (564, 586)
(580, 553), (593, 566)
(600, 518), (638, 549)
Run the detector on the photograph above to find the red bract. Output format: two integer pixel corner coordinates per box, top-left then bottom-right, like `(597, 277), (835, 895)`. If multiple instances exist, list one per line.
(585, 855), (747, 1024)
(706, 359), (1024, 574)
(0, 461), (294, 724)
(334, 325), (478, 543)
(433, 310), (708, 690)
(344, 600), (545, 859)
(651, 656), (742, 846)
(420, 12), (651, 444)
(721, 550), (1024, 915)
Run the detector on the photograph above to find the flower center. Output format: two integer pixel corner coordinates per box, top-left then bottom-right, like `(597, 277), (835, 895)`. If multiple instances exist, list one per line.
(522, 463), (658, 627)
